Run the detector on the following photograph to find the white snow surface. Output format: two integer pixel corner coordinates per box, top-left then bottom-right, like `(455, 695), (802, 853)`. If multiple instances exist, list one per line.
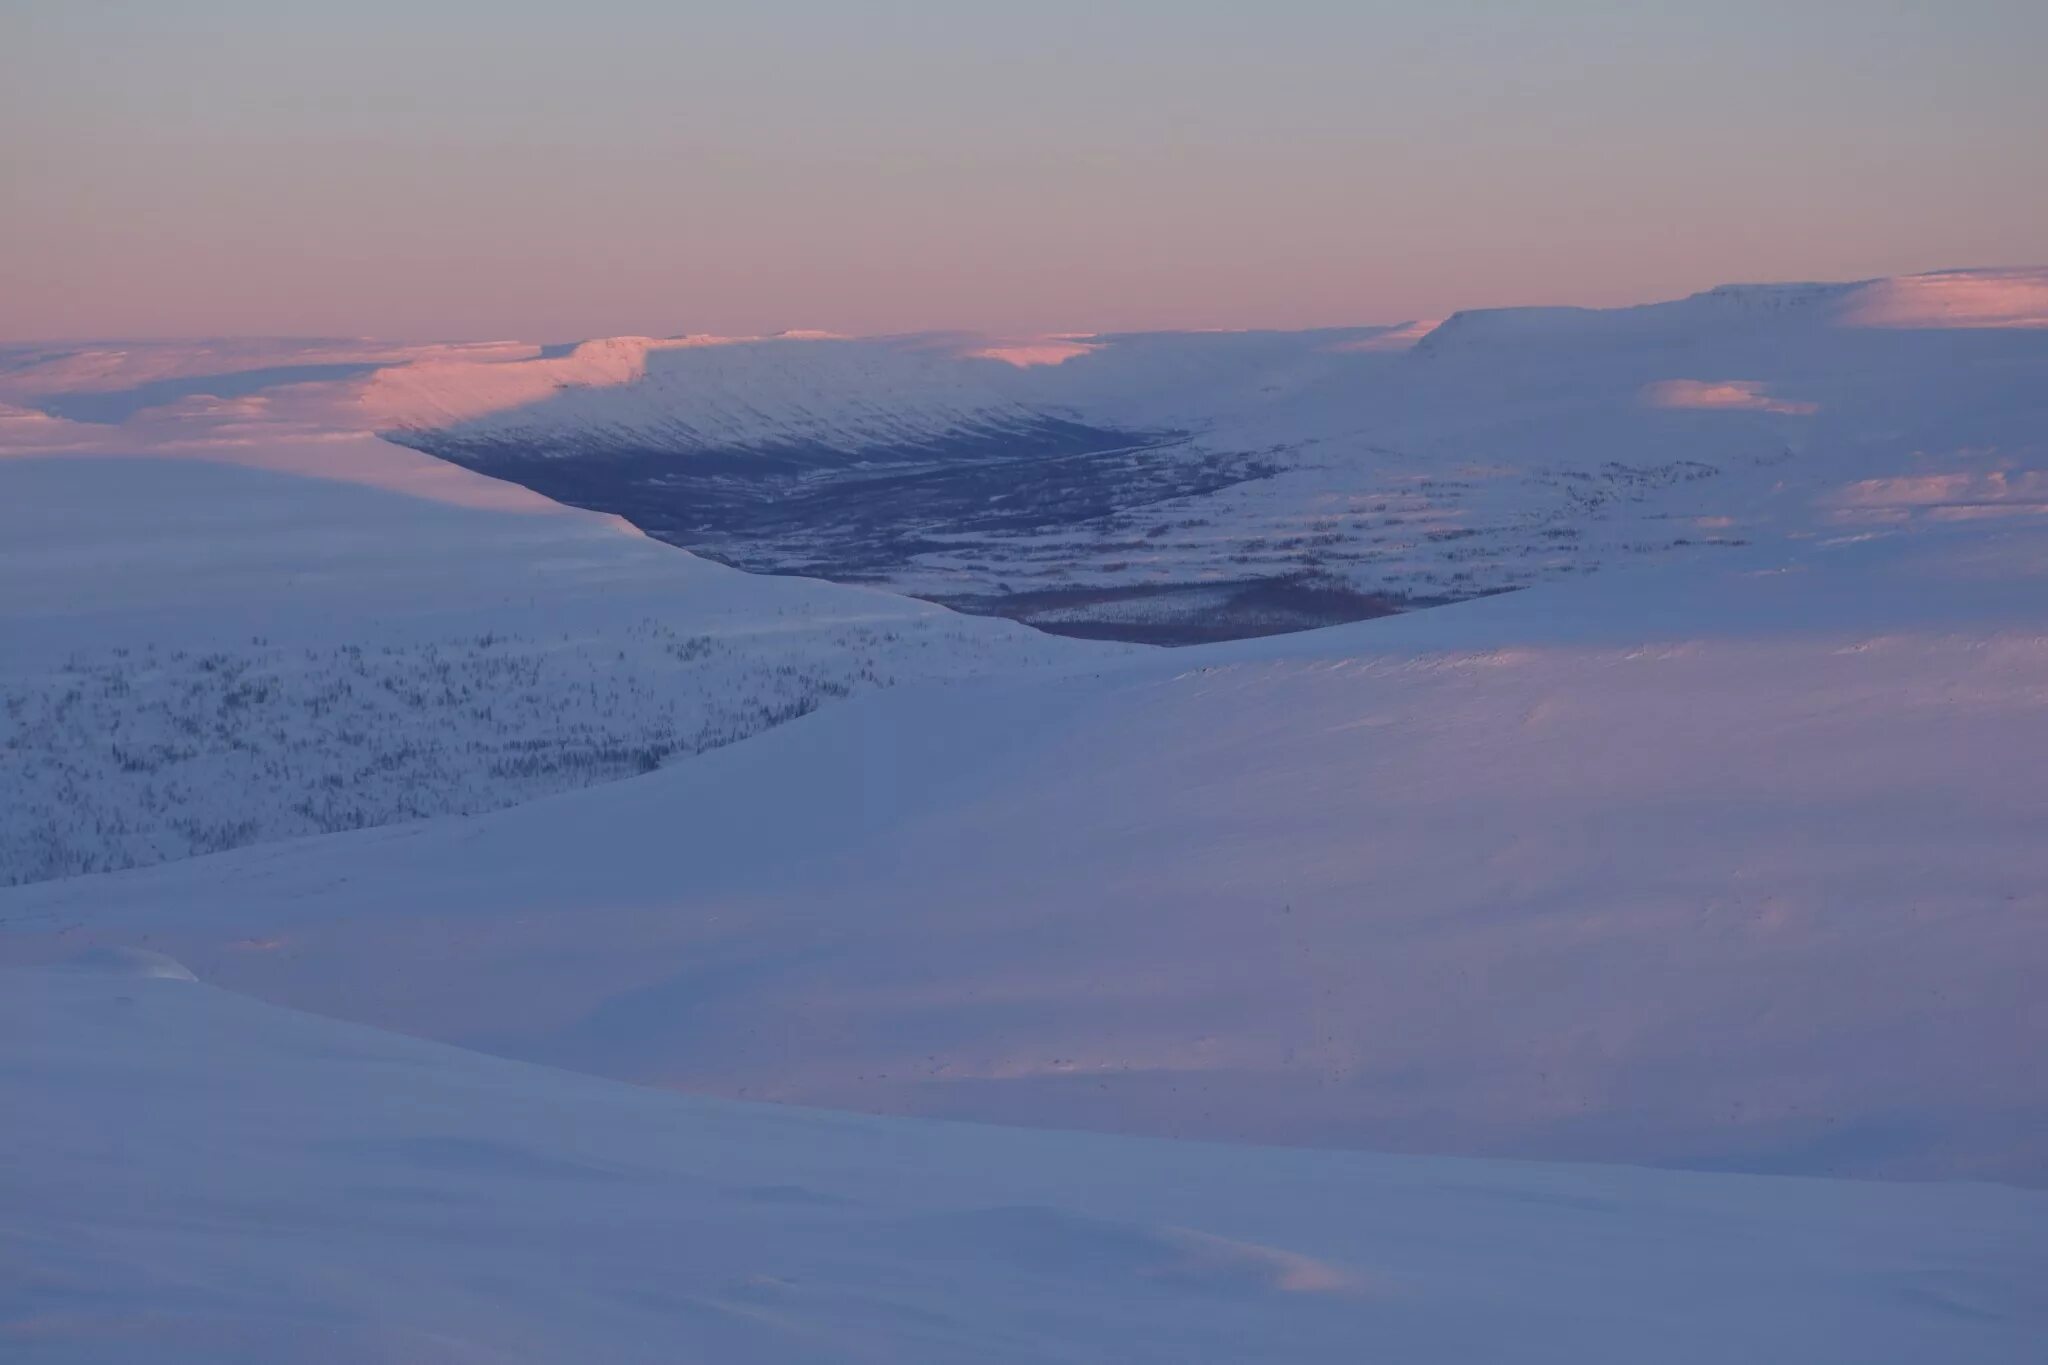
(7, 513), (2046, 1183)
(936, 269), (2048, 607)
(5, 963), (2044, 1364)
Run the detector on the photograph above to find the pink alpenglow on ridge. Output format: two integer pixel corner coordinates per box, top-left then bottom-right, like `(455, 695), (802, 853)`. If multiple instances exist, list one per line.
(1829, 470), (2048, 524)
(356, 337), (706, 429)
(1325, 320), (1443, 353)
(1643, 379), (1819, 416)
(1839, 268), (2048, 330)
(966, 338), (1104, 368)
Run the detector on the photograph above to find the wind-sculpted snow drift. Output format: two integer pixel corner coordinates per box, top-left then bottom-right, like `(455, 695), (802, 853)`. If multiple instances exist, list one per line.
(6, 962), (2045, 1363)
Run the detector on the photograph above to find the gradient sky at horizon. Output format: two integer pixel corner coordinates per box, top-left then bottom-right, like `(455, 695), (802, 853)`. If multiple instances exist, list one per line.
(5, 0), (2046, 342)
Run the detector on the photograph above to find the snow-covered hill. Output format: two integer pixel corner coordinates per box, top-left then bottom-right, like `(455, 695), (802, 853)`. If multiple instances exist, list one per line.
(916, 270), (2048, 629)
(9, 507), (2045, 1182)
(0, 430), (1125, 886)
(8, 958), (2043, 1364)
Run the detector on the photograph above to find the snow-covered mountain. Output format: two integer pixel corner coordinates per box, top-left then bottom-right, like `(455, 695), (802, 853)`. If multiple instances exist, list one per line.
(9, 956), (2044, 1364)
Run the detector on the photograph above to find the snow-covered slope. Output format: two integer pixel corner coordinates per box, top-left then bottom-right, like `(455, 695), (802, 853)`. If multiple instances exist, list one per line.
(0, 427), (1126, 885)
(8, 959), (2044, 1364)
(925, 270), (2048, 621)
(9, 510), (2045, 1182)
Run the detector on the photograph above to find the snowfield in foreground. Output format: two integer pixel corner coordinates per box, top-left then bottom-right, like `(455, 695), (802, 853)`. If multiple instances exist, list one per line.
(5, 960), (2044, 1365)
(8, 517), (2045, 1184)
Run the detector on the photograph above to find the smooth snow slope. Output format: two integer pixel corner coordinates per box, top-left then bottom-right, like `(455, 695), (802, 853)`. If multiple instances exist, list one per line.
(8, 514), (2044, 1182)
(0, 431), (1126, 885)
(6, 961), (2044, 1364)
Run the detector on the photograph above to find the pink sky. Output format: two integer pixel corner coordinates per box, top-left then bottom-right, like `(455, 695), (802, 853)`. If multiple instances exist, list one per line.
(5, 1), (2044, 341)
